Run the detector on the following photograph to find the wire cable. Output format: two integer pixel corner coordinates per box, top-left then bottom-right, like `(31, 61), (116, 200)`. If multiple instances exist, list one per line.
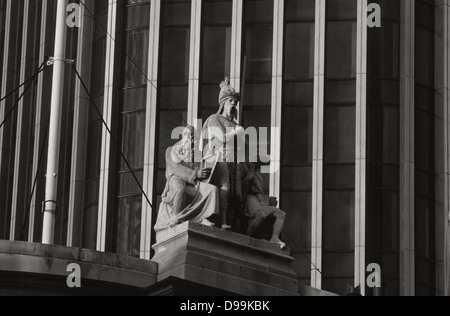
(79, 0), (189, 127)
(71, 64), (153, 210)
(0, 58), (49, 239)
(20, 114), (50, 241)
(283, 231), (343, 296)
(0, 58), (48, 104)
(0, 60), (48, 130)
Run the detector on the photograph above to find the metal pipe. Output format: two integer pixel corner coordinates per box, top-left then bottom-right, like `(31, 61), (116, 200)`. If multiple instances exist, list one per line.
(42, 0), (67, 245)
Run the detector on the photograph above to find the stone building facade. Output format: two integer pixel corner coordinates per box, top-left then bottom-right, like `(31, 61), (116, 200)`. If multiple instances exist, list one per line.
(0, 0), (449, 296)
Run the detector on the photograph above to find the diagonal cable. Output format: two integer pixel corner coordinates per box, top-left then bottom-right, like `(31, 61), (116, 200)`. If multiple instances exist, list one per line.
(79, 0), (189, 127)
(71, 64), (153, 210)
(0, 58), (48, 104)
(283, 232), (343, 296)
(0, 60), (48, 130)
(20, 114), (50, 241)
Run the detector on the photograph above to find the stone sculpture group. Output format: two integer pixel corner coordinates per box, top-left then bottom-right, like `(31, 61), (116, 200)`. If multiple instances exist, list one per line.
(154, 78), (286, 249)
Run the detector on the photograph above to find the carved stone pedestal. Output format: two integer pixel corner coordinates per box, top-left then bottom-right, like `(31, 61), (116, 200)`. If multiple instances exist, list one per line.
(152, 221), (299, 296)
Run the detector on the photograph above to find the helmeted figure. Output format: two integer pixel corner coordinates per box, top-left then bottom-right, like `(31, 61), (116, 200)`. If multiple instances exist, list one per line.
(202, 78), (245, 230)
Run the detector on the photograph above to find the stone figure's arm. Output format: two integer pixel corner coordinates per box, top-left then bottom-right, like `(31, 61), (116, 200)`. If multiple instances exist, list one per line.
(247, 195), (263, 214)
(261, 194), (270, 205)
(166, 148), (197, 185)
(225, 125), (245, 142)
(203, 117), (224, 154)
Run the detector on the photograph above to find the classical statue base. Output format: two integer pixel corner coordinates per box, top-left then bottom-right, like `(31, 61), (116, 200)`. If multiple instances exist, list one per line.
(152, 221), (299, 296)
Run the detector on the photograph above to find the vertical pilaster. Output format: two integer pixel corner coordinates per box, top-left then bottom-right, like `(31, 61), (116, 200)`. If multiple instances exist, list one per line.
(400, 0), (415, 297)
(187, 0), (202, 126)
(435, 0), (450, 297)
(355, 0), (368, 296)
(10, 0), (34, 241)
(230, 0), (243, 90)
(141, 0), (161, 260)
(311, 0), (326, 290)
(0, 0), (22, 240)
(97, 0), (119, 252)
(67, 0), (94, 247)
(269, 0), (284, 198)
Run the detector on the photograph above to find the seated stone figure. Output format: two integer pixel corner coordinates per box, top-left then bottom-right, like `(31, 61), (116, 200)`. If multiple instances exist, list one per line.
(154, 127), (219, 240)
(242, 164), (287, 249)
